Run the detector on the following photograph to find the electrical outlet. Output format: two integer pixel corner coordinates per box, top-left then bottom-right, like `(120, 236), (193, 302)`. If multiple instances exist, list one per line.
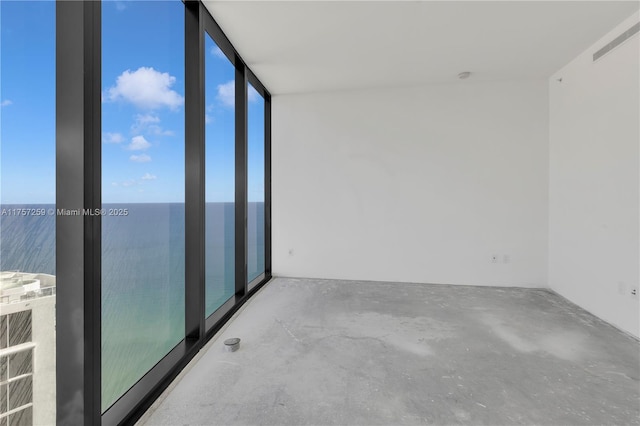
(631, 287), (638, 299)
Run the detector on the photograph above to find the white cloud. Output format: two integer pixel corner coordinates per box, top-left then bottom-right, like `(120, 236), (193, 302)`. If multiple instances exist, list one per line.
(205, 104), (215, 123)
(148, 125), (175, 136)
(131, 114), (160, 133)
(112, 172), (155, 187)
(211, 46), (227, 59)
(126, 135), (151, 151)
(112, 179), (136, 187)
(248, 84), (260, 103)
(115, 1), (127, 11)
(217, 81), (236, 108)
(103, 132), (125, 144)
(131, 113), (173, 136)
(135, 113), (160, 125)
(1, 100), (12, 107)
(206, 105), (214, 124)
(129, 154), (152, 163)
(217, 80), (260, 108)
(106, 67), (184, 110)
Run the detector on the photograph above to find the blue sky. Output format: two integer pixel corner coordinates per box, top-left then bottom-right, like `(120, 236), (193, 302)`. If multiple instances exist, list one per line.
(1, 0), (265, 204)
(1, 0), (56, 204)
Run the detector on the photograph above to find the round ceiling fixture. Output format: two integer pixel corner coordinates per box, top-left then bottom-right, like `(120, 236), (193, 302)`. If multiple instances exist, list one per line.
(458, 71), (471, 79)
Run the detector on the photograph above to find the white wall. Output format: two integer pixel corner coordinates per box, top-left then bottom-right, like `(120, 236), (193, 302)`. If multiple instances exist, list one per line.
(273, 80), (549, 287)
(549, 13), (640, 338)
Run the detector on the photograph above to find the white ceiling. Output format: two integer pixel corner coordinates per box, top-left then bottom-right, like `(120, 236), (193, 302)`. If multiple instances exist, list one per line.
(203, 1), (640, 95)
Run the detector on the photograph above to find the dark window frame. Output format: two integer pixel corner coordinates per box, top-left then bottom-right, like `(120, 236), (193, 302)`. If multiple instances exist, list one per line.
(54, 0), (272, 424)
(247, 69), (270, 290)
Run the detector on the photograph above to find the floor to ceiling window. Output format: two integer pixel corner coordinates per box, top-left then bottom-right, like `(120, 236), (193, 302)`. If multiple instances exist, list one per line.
(204, 34), (236, 317)
(0, 2), (57, 425)
(247, 83), (266, 284)
(0, 1), (274, 423)
(101, 0), (185, 412)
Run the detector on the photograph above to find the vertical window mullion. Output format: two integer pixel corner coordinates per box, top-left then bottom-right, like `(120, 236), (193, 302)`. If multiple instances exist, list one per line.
(264, 95), (272, 278)
(235, 62), (248, 297)
(185, 0), (206, 342)
(55, 1), (101, 424)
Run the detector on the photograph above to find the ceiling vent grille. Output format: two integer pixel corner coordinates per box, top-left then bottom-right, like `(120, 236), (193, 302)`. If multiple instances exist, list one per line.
(593, 21), (639, 62)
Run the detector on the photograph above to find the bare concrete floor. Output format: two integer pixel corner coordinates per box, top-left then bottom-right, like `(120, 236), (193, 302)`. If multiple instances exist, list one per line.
(140, 278), (640, 425)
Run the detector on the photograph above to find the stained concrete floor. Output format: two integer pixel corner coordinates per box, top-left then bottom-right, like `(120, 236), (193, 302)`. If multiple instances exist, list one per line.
(140, 278), (640, 425)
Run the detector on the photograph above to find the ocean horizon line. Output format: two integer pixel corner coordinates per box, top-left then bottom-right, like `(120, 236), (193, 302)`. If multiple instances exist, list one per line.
(1, 201), (264, 206)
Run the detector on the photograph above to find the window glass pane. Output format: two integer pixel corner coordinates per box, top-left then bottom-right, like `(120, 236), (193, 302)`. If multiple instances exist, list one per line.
(101, 0), (185, 411)
(247, 84), (265, 283)
(0, 1), (57, 424)
(205, 35), (235, 316)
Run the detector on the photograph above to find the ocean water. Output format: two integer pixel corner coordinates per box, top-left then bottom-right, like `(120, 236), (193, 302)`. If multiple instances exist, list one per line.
(0, 202), (264, 411)
(0, 204), (56, 275)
